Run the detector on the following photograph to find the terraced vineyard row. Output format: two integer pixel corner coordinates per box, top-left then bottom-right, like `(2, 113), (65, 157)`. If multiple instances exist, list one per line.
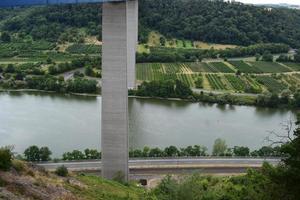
(224, 75), (247, 91)
(137, 62), (300, 93)
(282, 63), (300, 71)
(256, 76), (287, 93)
(248, 62), (291, 73)
(228, 61), (262, 73)
(205, 74), (226, 90)
(209, 62), (235, 73)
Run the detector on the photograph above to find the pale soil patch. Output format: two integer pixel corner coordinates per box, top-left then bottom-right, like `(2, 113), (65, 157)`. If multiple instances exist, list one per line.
(224, 61), (238, 72)
(202, 74), (211, 90)
(180, 64), (194, 74)
(194, 41), (237, 50)
(84, 36), (102, 45)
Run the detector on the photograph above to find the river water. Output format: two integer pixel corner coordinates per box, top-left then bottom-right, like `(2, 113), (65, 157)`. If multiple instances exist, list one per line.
(0, 92), (297, 157)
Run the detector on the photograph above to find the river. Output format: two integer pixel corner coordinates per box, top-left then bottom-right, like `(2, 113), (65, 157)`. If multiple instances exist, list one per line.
(0, 91), (297, 157)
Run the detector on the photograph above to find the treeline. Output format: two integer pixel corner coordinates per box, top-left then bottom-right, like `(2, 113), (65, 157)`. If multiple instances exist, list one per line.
(48, 56), (101, 75)
(137, 43), (289, 63)
(2, 0), (300, 47)
(18, 141), (283, 162)
(131, 79), (193, 99)
(133, 80), (300, 108)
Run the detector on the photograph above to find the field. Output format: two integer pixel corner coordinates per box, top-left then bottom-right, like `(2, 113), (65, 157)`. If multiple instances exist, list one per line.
(256, 76), (287, 93)
(136, 61), (300, 94)
(248, 61), (291, 73)
(208, 62), (235, 73)
(205, 74), (227, 90)
(224, 75), (247, 91)
(228, 61), (262, 73)
(186, 62), (217, 72)
(66, 44), (101, 54)
(282, 62), (300, 71)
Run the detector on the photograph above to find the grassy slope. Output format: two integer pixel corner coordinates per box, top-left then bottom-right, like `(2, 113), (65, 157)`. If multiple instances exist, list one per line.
(0, 160), (149, 200)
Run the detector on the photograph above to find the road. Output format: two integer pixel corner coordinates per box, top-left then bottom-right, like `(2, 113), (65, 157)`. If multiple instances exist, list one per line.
(37, 157), (280, 175)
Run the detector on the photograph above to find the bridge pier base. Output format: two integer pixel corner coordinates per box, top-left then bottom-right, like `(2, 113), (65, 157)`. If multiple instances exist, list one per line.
(101, 0), (138, 182)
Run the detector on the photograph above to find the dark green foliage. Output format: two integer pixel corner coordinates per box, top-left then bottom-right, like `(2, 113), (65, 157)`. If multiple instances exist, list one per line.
(0, 147), (12, 171)
(262, 51), (274, 62)
(194, 76), (203, 89)
(1, 1), (300, 48)
(24, 146), (52, 162)
(276, 54), (292, 62)
(250, 146), (282, 157)
(135, 80), (191, 99)
(294, 51), (300, 62)
(233, 146), (250, 156)
(39, 147), (52, 161)
(140, 0), (300, 48)
(24, 146), (41, 162)
(137, 44), (289, 63)
(5, 64), (15, 73)
(0, 32), (11, 42)
(62, 149), (101, 160)
(66, 78), (97, 93)
(55, 165), (68, 177)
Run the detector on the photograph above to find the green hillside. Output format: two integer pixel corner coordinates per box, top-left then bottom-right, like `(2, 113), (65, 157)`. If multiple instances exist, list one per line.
(1, 0), (300, 47)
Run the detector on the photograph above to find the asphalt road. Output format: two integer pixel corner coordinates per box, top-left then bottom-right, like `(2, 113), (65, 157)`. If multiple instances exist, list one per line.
(37, 157), (280, 174)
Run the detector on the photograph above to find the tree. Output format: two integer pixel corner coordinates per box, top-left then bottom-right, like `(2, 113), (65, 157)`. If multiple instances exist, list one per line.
(212, 138), (227, 156)
(294, 51), (300, 62)
(175, 80), (192, 98)
(24, 146), (40, 161)
(84, 66), (93, 76)
(233, 146), (250, 156)
(39, 147), (52, 161)
(159, 36), (166, 46)
(5, 64), (15, 73)
(0, 32), (11, 42)
(0, 147), (12, 171)
(194, 76), (203, 89)
(262, 51), (273, 62)
(164, 146), (179, 157)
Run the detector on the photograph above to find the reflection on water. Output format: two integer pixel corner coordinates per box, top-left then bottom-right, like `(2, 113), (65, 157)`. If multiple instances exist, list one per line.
(0, 92), (297, 157)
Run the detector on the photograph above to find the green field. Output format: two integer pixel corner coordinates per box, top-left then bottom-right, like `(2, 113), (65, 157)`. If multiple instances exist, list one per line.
(282, 62), (300, 71)
(136, 61), (300, 94)
(256, 76), (287, 93)
(66, 44), (101, 54)
(186, 62), (216, 72)
(205, 74), (227, 90)
(209, 62), (235, 73)
(248, 61), (291, 73)
(228, 61), (262, 73)
(224, 75), (247, 91)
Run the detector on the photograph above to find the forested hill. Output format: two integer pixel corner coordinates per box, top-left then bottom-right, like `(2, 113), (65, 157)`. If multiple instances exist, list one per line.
(1, 0), (300, 47)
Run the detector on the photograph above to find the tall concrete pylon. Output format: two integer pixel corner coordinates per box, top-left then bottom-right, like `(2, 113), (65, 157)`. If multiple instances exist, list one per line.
(101, 0), (138, 181)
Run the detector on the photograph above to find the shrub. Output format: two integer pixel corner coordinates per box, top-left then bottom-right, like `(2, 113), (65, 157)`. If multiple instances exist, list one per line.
(12, 160), (26, 172)
(0, 147), (13, 171)
(55, 165), (68, 177)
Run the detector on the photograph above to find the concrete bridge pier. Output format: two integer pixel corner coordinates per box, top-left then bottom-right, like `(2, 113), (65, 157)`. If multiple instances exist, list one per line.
(101, 0), (138, 181)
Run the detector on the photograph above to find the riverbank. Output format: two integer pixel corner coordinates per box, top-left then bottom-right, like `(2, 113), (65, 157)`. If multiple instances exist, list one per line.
(1, 88), (299, 110)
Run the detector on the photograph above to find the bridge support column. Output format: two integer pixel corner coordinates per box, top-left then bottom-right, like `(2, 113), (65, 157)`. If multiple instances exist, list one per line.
(127, 0), (138, 89)
(102, 1), (130, 181)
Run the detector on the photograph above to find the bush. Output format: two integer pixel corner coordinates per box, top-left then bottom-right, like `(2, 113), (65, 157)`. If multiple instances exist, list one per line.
(0, 147), (13, 171)
(55, 165), (68, 177)
(12, 160), (26, 172)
